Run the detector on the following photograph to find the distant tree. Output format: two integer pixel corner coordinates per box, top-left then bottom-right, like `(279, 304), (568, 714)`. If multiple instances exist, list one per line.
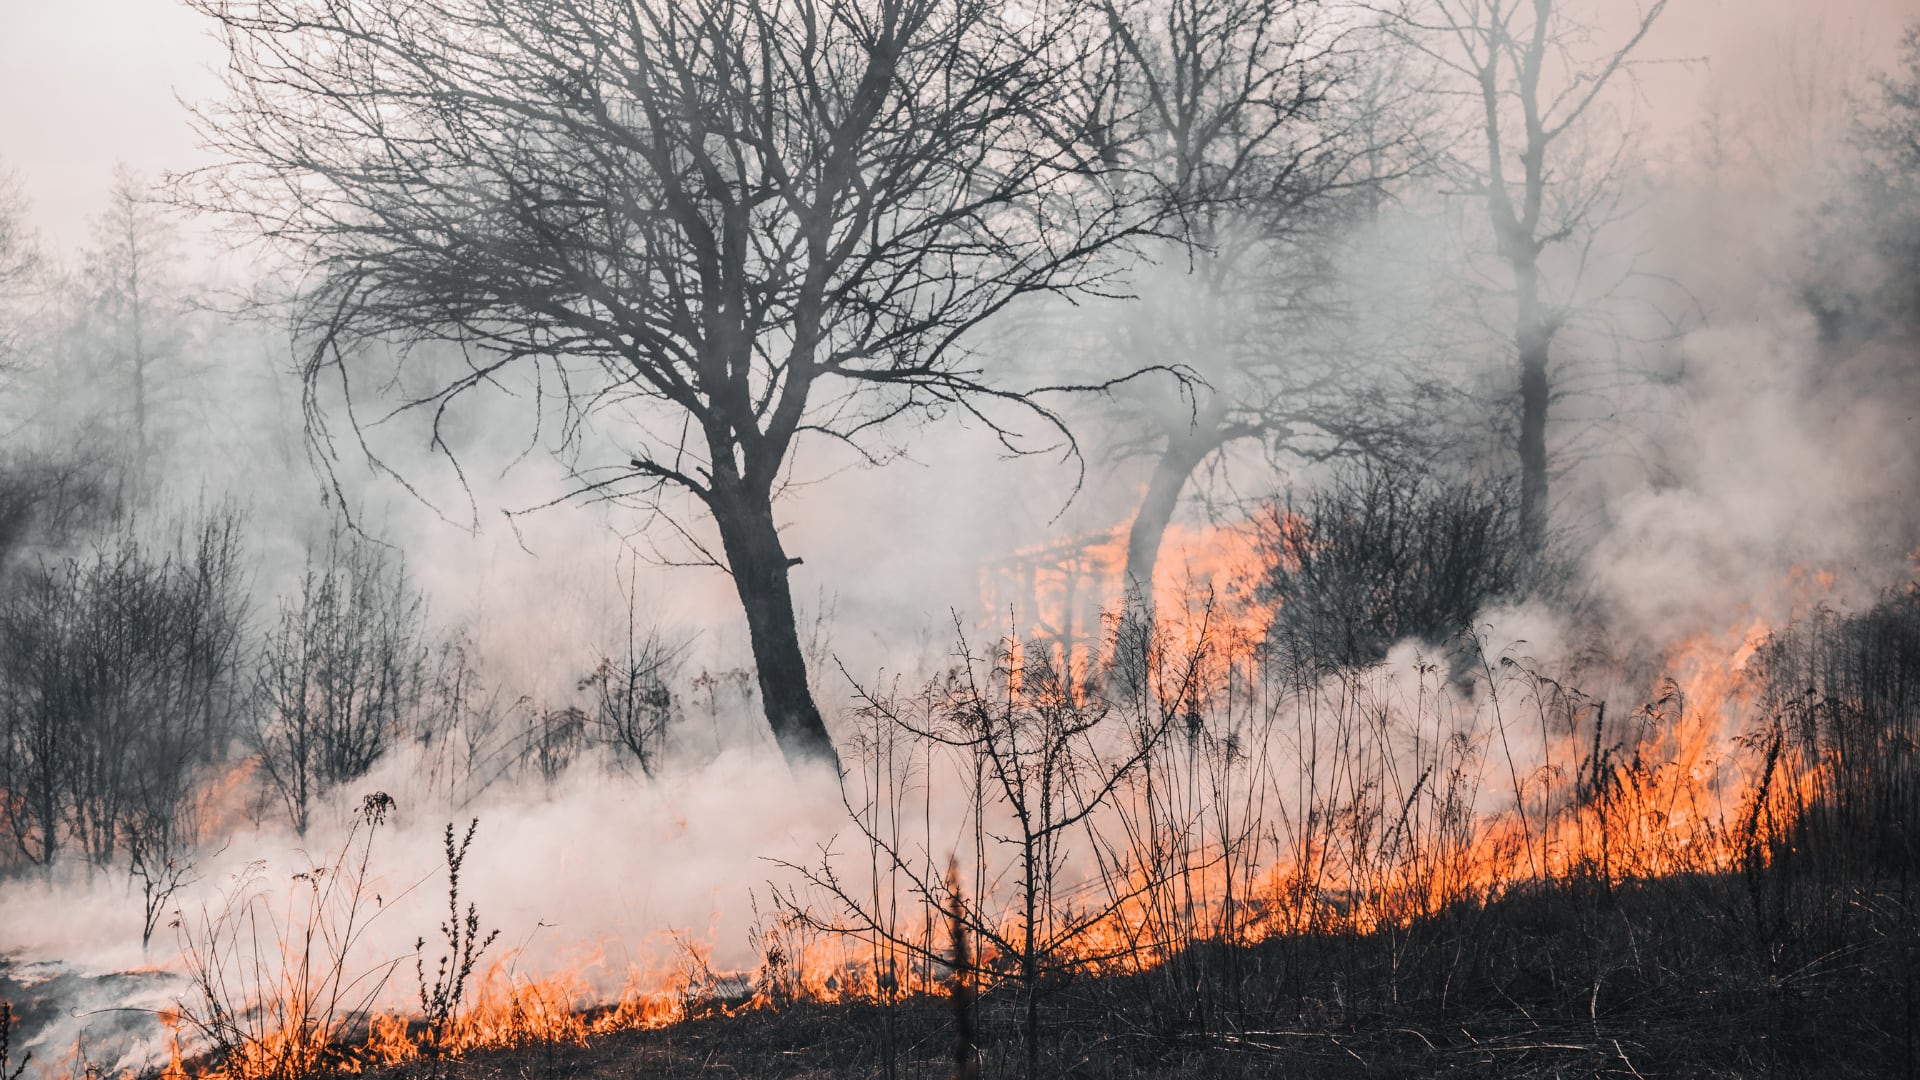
(1259, 463), (1525, 669)
(410, 629), (520, 800)
(0, 448), (125, 569)
(122, 515), (251, 947)
(1078, 0), (1427, 625)
(85, 165), (190, 472)
(0, 164), (41, 371)
(1376, 0), (1674, 551)
(252, 521), (426, 836)
(0, 566), (68, 869)
(0, 509), (248, 876)
(186, 0), (1163, 771)
(580, 604), (683, 779)
(1805, 26), (1920, 350)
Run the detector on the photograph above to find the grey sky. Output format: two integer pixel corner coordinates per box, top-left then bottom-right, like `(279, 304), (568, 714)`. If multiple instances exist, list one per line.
(0, 0), (1912, 254)
(1, 0), (219, 251)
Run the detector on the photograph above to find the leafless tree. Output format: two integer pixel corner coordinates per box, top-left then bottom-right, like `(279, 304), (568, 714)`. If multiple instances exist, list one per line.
(0, 508), (248, 878)
(0, 448), (127, 573)
(85, 166), (189, 470)
(184, 0), (1168, 771)
(580, 615), (683, 779)
(1806, 25), (1920, 350)
(123, 513), (251, 945)
(410, 629), (522, 801)
(1374, 0), (1673, 550)
(0, 564), (69, 869)
(1257, 461), (1526, 669)
(252, 520), (427, 836)
(777, 624), (1194, 1078)
(1077, 0), (1426, 621)
(0, 164), (40, 371)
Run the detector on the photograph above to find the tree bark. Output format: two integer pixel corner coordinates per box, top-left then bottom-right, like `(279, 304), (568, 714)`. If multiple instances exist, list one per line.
(130, 252), (147, 466)
(1517, 329), (1549, 551)
(710, 481), (842, 773)
(1514, 267), (1552, 553)
(1122, 411), (1227, 628)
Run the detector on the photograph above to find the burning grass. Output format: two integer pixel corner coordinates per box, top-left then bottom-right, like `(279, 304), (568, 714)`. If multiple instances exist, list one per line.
(9, 505), (1919, 1080)
(113, 574), (1917, 1078)
(159, 868), (1911, 1079)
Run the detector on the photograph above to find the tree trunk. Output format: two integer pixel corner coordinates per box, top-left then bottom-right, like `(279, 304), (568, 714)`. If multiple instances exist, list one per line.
(1122, 416), (1225, 628)
(1022, 834), (1041, 1080)
(1517, 340), (1549, 550)
(1515, 275), (1551, 553)
(711, 482), (841, 773)
(131, 275), (147, 466)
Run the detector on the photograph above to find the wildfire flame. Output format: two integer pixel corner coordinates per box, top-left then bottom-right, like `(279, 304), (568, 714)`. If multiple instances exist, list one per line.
(127, 535), (1871, 1080)
(980, 518), (1277, 689)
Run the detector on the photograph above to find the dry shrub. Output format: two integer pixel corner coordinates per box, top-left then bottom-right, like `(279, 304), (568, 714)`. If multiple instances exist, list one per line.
(252, 522), (426, 837)
(0, 506), (248, 892)
(1258, 464), (1528, 671)
(171, 793), (403, 1080)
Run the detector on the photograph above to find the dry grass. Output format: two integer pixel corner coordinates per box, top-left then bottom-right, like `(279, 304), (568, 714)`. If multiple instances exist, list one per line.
(134, 577), (1920, 1080)
(308, 590), (1916, 1079)
(343, 868), (1906, 1079)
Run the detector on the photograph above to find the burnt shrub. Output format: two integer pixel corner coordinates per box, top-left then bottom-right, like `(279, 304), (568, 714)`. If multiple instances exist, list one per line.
(1750, 584), (1920, 876)
(252, 519), (427, 836)
(0, 507), (249, 877)
(1257, 464), (1529, 670)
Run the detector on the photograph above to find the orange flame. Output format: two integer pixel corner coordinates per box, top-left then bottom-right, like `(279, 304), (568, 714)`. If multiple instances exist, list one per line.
(138, 540), (1864, 1080)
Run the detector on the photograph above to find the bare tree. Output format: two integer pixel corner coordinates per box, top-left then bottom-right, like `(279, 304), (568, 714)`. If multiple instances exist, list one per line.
(411, 629), (520, 801)
(1376, 0), (1672, 549)
(0, 508), (248, 879)
(581, 614), (683, 779)
(252, 521), (427, 836)
(777, 623), (1194, 1078)
(185, 0), (1164, 771)
(1086, 0), (1421, 620)
(124, 513), (251, 946)
(0, 164), (39, 371)
(86, 165), (189, 471)
(1806, 25), (1920, 350)
(1257, 461), (1526, 669)
(0, 564), (69, 869)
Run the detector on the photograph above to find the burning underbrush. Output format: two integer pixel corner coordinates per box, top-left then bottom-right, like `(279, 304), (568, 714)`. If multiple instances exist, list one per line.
(3, 491), (1918, 1078)
(96, 589), (1920, 1077)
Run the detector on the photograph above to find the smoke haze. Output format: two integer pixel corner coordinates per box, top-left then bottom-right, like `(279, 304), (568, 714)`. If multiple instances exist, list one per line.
(1, 0), (1918, 1075)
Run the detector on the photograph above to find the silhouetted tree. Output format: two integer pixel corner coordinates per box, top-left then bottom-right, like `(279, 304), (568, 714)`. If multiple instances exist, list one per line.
(1377, 0), (1672, 550)
(1071, 0), (1429, 626)
(252, 520), (426, 835)
(186, 0), (1165, 771)
(1259, 463), (1524, 669)
(0, 509), (248, 875)
(85, 166), (189, 469)
(581, 613), (682, 779)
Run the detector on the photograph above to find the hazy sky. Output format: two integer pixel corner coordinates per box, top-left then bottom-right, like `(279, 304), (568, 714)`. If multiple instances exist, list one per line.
(1, 0), (1914, 253)
(0, 0), (223, 251)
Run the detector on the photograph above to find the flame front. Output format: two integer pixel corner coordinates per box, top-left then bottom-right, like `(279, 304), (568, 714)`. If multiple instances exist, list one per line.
(140, 529), (1878, 1080)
